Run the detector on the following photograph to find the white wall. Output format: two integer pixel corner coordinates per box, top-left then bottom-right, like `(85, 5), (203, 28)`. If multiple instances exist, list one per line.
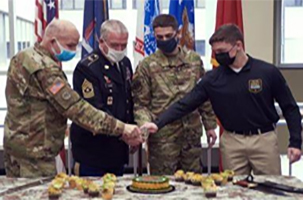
(0, 0), (35, 21)
(0, 0), (8, 13)
(242, 0), (274, 63)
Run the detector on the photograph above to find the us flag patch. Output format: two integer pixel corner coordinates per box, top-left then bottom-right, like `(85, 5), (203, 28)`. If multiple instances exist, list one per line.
(49, 81), (65, 95)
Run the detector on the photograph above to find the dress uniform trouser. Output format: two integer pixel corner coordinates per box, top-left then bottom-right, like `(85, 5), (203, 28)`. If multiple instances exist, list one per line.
(74, 162), (124, 177)
(220, 130), (281, 175)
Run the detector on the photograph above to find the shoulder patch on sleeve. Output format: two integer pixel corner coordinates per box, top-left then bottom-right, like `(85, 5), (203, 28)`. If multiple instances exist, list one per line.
(49, 80), (65, 95)
(82, 79), (95, 98)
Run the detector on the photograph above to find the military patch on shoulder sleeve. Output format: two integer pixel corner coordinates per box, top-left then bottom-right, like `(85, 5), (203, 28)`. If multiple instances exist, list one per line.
(49, 80), (65, 95)
(82, 79), (95, 98)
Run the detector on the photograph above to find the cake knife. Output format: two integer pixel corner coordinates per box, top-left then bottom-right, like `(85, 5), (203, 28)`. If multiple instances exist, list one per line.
(207, 137), (211, 176)
(141, 127), (151, 175)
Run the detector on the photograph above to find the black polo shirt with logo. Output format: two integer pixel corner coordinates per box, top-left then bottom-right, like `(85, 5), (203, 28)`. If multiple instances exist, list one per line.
(155, 55), (302, 149)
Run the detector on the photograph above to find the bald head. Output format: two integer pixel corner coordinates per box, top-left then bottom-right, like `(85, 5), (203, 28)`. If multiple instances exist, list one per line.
(41, 19), (80, 58)
(44, 19), (79, 40)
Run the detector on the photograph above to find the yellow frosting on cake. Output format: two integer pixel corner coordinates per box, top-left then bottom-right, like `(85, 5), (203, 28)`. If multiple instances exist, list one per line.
(132, 176), (170, 190)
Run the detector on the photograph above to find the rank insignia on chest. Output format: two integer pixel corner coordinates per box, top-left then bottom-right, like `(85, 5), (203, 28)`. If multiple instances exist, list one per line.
(107, 96), (113, 105)
(104, 76), (113, 88)
(82, 79), (94, 98)
(248, 79), (262, 93)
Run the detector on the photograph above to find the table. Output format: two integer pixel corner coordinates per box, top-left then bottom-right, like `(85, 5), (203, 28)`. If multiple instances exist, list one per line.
(0, 175), (303, 199)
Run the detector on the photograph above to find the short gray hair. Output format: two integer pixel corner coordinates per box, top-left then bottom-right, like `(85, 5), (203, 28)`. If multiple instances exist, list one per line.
(100, 19), (128, 40)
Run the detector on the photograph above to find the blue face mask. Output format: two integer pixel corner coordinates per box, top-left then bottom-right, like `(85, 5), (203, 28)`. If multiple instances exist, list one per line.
(52, 39), (76, 62)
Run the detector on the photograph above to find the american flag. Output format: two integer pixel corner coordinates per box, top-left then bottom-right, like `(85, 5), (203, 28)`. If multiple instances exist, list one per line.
(35, 0), (59, 42)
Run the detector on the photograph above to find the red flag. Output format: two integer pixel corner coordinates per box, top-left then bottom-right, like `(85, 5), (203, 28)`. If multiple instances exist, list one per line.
(211, 0), (244, 67)
(212, 0), (244, 172)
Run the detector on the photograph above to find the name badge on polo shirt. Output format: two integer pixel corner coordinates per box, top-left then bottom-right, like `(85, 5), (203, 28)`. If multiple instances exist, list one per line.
(249, 79), (262, 93)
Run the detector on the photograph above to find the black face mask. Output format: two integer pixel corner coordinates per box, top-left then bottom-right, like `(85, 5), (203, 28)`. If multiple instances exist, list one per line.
(215, 46), (236, 66)
(156, 36), (179, 53)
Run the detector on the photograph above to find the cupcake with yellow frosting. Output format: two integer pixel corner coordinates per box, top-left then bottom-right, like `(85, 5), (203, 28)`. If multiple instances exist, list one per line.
(223, 169), (235, 181)
(174, 170), (185, 182)
(190, 174), (204, 186)
(88, 182), (100, 197)
(103, 173), (117, 183)
(211, 173), (223, 186)
(48, 186), (62, 200)
(202, 177), (218, 198)
(184, 172), (195, 184)
(101, 184), (114, 200)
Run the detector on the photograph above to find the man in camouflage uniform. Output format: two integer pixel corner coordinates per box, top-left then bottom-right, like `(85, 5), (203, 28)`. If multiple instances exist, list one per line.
(4, 19), (142, 178)
(132, 14), (217, 175)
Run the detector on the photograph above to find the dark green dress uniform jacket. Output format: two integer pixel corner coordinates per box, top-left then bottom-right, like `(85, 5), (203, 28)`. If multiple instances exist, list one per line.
(70, 48), (134, 168)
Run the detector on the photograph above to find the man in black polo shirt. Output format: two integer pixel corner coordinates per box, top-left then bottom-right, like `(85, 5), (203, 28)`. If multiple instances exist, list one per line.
(141, 24), (302, 175)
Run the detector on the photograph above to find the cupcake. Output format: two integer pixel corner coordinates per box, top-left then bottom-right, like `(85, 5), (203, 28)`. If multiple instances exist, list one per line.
(223, 170), (235, 181)
(68, 176), (83, 190)
(203, 184), (218, 198)
(202, 177), (217, 198)
(88, 182), (100, 197)
(48, 186), (62, 200)
(190, 174), (203, 186)
(68, 176), (78, 189)
(101, 184), (114, 200)
(82, 179), (91, 194)
(219, 172), (229, 186)
(184, 172), (194, 184)
(174, 170), (185, 182)
(211, 173), (223, 186)
(51, 178), (65, 190)
(201, 177), (214, 187)
(103, 173), (117, 183)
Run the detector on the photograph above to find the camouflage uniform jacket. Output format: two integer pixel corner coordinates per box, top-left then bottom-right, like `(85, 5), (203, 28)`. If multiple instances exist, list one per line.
(132, 46), (217, 141)
(4, 43), (124, 161)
